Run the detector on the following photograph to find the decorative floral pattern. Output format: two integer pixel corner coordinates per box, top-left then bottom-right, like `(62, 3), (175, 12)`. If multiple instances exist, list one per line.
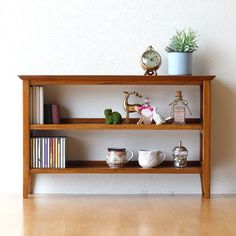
(106, 149), (133, 168)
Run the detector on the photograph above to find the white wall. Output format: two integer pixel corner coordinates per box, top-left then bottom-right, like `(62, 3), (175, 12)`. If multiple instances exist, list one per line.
(0, 0), (236, 194)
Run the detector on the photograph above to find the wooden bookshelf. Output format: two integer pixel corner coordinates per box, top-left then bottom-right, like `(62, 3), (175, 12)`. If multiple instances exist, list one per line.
(19, 75), (215, 198)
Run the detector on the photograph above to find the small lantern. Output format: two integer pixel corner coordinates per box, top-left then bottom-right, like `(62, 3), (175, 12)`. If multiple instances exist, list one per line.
(172, 141), (188, 168)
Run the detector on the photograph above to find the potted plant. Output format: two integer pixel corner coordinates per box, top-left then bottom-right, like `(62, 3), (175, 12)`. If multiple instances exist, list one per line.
(165, 28), (198, 75)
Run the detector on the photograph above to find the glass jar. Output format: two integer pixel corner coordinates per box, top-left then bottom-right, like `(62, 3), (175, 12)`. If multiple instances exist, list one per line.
(172, 141), (188, 168)
(169, 91), (192, 125)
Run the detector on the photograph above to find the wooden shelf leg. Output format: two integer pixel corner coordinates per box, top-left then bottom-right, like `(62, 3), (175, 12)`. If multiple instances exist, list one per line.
(200, 173), (205, 196)
(202, 80), (211, 198)
(23, 80), (30, 198)
(29, 174), (34, 194)
(199, 131), (205, 196)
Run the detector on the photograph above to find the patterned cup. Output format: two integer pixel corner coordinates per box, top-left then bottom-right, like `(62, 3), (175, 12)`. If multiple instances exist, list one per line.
(106, 148), (134, 168)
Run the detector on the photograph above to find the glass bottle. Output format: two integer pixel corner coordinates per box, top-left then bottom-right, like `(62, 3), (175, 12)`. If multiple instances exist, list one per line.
(172, 141), (188, 168)
(169, 91), (192, 125)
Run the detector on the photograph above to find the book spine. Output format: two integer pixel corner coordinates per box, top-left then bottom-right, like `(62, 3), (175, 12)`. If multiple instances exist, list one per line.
(30, 138), (32, 168)
(33, 138), (36, 168)
(40, 138), (42, 168)
(60, 137), (63, 168)
(44, 104), (53, 124)
(62, 137), (66, 168)
(35, 138), (38, 168)
(33, 86), (36, 124)
(50, 138), (53, 168)
(47, 138), (50, 168)
(42, 138), (44, 168)
(55, 138), (58, 168)
(30, 86), (33, 124)
(54, 138), (56, 168)
(44, 138), (48, 168)
(39, 87), (44, 124)
(52, 138), (55, 168)
(36, 87), (40, 124)
(52, 104), (61, 124)
(38, 138), (41, 168)
(58, 138), (61, 168)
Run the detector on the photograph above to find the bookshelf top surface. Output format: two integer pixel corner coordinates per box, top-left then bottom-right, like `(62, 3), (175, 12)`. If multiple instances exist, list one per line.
(18, 75), (215, 85)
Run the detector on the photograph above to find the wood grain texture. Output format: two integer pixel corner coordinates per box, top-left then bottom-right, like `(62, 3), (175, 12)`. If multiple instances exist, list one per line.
(1, 195), (236, 236)
(18, 75), (215, 85)
(202, 80), (211, 198)
(61, 118), (201, 124)
(30, 161), (202, 174)
(200, 133), (204, 195)
(31, 118), (202, 130)
(23, 80), (30, 198)
(30, 123), (202, 131)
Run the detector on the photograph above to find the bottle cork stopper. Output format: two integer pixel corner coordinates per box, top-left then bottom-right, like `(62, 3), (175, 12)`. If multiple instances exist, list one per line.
(176, 91), (182, 97)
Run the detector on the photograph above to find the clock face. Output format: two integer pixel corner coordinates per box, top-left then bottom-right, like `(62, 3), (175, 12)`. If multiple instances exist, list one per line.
(141, 50), (161, 69)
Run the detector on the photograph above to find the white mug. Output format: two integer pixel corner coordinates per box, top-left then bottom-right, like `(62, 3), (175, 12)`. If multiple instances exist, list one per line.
(138, 150), (166, 168)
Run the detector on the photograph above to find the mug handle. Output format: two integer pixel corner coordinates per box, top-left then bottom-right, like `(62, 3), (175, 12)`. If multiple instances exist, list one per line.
(157, 151), (166, 164)
(126, 150), (134, 162)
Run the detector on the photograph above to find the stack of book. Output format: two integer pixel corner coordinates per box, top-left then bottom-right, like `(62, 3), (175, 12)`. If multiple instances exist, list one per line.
(44, 104), (61, 124)
(30, 86), (44, 124)
(31, 136), (66, 168)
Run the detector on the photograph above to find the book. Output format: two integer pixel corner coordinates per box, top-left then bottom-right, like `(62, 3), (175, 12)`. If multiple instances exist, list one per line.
(30, 138), (33, 168)
(39, 87), (44, 124)
(36, 87), (40, 124)
(44, 104), (53, 124)
(30, 86), (33, 124)
(30, 86), (44, 124)
(44, 138), (48, 168)
(58, 138), (60, 168)
(42, 138), (44, 168)
(50, 138), (53, 168)
(33, 138), (36, 168)
(52, 104), (61, 124)
(44, 104), (61, 124)
(61, 137), (66, 168)
(35, 137), (38, 168)
(32, 86), (36, 124)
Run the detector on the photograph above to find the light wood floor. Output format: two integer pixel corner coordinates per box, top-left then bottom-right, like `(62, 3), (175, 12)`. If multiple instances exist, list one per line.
(1, 194), (236, 236)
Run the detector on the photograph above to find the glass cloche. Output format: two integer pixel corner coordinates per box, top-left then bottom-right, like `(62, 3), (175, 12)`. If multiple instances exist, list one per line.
(172, 141), (188, 168)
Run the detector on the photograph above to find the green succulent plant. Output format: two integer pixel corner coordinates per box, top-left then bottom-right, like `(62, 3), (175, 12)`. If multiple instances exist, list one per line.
(165, 28), (198, 53)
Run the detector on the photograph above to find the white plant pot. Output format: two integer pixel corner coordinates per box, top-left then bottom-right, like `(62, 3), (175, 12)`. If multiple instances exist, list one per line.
(168, 52), (192, 75)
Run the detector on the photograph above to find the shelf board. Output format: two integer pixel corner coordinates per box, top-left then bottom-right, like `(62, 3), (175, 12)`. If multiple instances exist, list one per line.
(31, 123), (202, 131)
(30, 161), (202, 174)
(19, 75), (215, 85)
(31, 118), (202, 131)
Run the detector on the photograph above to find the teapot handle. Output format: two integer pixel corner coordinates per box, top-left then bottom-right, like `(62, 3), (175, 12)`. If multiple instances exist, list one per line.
(126, 150), (134, 162)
